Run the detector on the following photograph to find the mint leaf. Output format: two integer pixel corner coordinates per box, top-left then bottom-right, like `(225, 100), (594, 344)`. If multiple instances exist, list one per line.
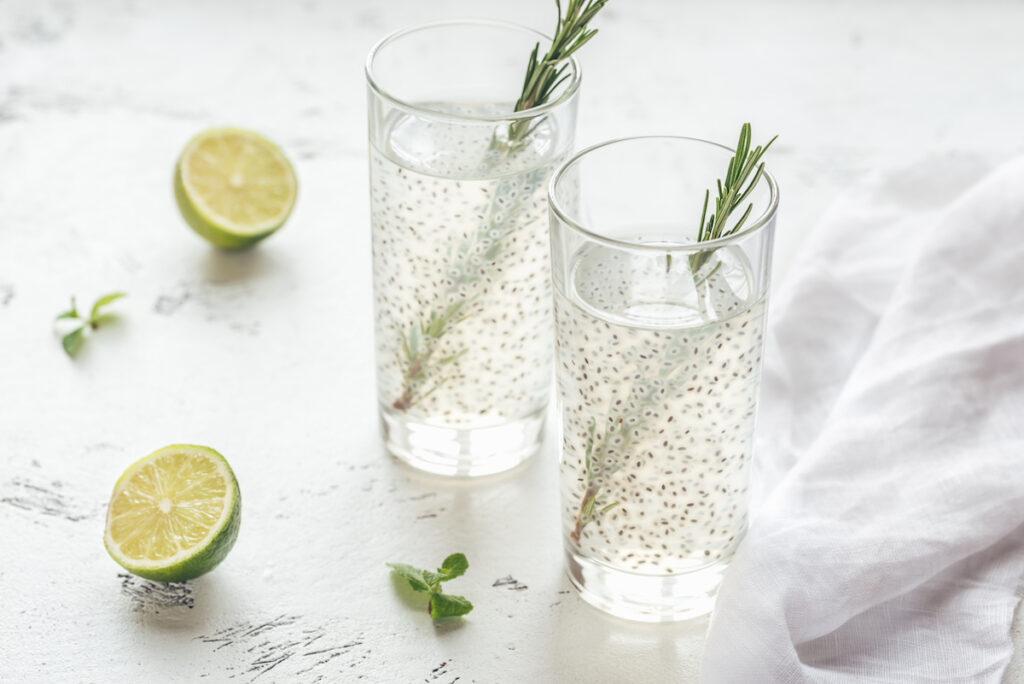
(438, 553), (468, 581)
(89, 292), (126, 321)
(55, 292), (126, 358)
(386, 563), (431, 593)
(56, 297), (80, 321)
(388, 553), (473, 620)
(61, 328), (85, 357)
(429, 592), (473, 618)
(422, 570), (442, 589)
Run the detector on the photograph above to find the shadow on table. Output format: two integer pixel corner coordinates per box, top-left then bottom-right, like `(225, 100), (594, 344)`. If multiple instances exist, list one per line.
(199, 246), (291, 285)
(116, 571), (238, 631)
(389, 570), (430, 612)
(543, 581), (711, 681)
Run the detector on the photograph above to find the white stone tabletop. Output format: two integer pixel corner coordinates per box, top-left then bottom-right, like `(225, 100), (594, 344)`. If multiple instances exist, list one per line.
(2, 0), (1022, 681)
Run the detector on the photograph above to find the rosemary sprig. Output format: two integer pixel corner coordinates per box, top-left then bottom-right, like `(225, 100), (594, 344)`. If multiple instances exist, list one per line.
(570, 340), (702, 541)
(390, 3), (610, 412)
(389, 163), (549, 412)
(570, 418), (622, 542)
(507, 0), (610, 142)
(568, 280), (742, 542)
(690, 123), (776, 273)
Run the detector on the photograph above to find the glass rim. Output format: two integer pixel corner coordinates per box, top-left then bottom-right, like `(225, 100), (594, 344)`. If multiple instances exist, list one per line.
(548, 135), (780, 252)
(365, 18), (582, 123)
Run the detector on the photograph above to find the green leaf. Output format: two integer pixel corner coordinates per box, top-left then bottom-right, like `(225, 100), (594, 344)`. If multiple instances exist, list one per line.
(445, 300), (465, 318)
(583, 419), (597, 473)
(438, 553), (468, 581)
(428, 592), (473, 619)
(436, 349), (468, 366)
(89, 292), (126, 322)
(582, 492), (597, 519)
(408, 325), (420, 356)
(422, 570), (442, 589)
(386, 563), (431, 593)
(399, 329), (411, 360)
(61, 327), (85, 357)
(418, 377), (451, 403)
(89, 313), (120, 329)
(426, 313), (444, 338)
(56, 297), (80, 321)
(484, 239), (505, 261)
(390, 554), (473, 619)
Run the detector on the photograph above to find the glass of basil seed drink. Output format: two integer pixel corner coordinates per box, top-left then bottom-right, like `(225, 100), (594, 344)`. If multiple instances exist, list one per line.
(549, 133), (778, 620)
(366, 20), (580, 476)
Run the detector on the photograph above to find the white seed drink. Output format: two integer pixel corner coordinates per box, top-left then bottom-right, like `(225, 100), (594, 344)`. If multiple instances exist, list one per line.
(370, 106), (567, 474)
(557, 245), (766, 576)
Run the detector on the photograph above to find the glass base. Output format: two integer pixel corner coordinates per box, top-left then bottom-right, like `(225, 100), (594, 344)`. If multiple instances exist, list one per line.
(564, 546), (729, 622)
(380, 405), (545, 477)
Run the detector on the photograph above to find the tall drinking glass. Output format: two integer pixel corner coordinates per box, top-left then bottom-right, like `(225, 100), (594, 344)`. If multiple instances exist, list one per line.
(366, 21), (580, 477)
(548, 136), (778, 621)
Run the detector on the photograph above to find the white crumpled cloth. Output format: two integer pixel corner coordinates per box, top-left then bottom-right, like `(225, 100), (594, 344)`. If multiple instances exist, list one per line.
(702, 154), (1024, 683)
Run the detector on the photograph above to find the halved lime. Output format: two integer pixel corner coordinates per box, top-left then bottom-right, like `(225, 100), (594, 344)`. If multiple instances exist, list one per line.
(104, 444), (241, 582)
(174, 128), (297, 249)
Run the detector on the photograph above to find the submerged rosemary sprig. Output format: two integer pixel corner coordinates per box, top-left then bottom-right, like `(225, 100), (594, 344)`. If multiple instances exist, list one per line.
(390, 162), (549, 412)
(507, 0), (610, 142)
(690, 123), (776, 274)
(393, 301), (471, 411)
(571, 418), (622, 543)
(570, 337), (695, 542)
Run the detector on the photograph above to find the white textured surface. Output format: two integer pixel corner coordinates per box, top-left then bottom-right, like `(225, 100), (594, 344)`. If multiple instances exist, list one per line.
(1, 1), (1022, 682)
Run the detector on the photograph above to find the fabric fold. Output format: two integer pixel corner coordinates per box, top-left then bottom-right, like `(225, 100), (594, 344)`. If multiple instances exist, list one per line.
(703, 154), (1024, 683)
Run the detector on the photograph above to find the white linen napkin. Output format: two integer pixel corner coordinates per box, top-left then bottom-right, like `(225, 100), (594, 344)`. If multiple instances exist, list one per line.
(702, 153), (1024, 683)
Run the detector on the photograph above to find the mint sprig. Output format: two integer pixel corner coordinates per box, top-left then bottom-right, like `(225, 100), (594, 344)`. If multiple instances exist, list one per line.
(387, 553), (473, 619)
(55, 292), (126, 357)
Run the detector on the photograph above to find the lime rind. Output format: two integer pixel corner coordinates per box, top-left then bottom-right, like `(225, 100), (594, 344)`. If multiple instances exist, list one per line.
(104, 444), (242, 582)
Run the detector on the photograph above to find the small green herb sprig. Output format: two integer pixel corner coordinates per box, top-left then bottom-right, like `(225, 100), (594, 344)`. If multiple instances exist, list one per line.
(392, 301), (470, 411)
(388, 553), (473, 619)
(55, 292), (126, 357)
(690, 123), (776, 273)
(570, 418), (620, 543)
(507, 0), (610, 142)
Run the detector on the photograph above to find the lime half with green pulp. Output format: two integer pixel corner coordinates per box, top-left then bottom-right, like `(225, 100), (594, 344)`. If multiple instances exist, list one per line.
(104, 444), (241, 582)
(174, 127), (297, 249)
